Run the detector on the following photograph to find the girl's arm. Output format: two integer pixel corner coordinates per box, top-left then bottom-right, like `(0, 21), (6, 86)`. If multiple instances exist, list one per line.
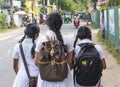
(34, 51), (40, 67)
(13, 59), (19, 74)
(101, 58), (106, 69)
(66, 50), (74, 70)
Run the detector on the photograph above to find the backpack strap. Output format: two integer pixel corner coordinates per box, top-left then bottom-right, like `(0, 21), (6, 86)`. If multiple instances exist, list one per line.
(19, 43), (31, 80)
(78, 43), (94, 48)
(79, 43), (100, 57)
(78, 43), (96, 56)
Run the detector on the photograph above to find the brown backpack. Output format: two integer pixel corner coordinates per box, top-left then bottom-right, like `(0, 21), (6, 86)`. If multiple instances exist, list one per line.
(38, 35), (68, 82)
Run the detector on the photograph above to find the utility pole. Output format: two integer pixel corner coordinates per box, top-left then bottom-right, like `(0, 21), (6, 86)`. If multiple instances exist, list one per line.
(43, 0), (46, 14)
(10, 0), (14, 28)
(56, 0), (59, 11)
(111, 0), (114, 7)
(32, 0), (35, 22)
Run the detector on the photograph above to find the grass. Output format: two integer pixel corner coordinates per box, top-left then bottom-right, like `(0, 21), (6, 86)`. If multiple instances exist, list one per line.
(0, 29), (7, 33)
(0, 26), (20, 34)
(90, 22), (120, 64)
(89, 22), (100, 29)
(97, 30), (120, 64)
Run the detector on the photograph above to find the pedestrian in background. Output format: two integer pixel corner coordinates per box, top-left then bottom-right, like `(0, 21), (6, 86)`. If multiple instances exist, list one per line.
(73, 26), (106, 87)
(12, 23), (40, 87)
(34, 11), (74, 87)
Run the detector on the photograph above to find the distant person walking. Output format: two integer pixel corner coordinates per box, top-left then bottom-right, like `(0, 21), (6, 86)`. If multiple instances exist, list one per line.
(73, 26), (106, 87)
(12, 23), (40, 87)
(43, 14), (47, 24)
(34, 11), (74, 87)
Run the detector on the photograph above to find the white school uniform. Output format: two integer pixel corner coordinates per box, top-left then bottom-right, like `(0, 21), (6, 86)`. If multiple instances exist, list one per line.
(35, 30), (74, 87)
(12, 38), (39, 87)
(74, 39), (105, 87)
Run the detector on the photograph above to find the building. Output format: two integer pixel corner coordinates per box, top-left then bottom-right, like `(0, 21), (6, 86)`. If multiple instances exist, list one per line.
(1, 0), (21, 27)
(25, 0), (39, 23)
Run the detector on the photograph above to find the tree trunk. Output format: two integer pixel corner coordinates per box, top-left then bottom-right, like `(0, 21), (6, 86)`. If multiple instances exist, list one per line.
(32, 0), (35, 22)
(10, 0), (14, 28)
(43, 0), (46, 14)
(94, 2), (97, 10)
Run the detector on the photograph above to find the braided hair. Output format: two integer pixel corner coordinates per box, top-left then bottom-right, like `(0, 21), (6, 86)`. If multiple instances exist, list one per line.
(46, 11), (67, 52)
(18, 23), (40, 58)
(74, 26), (91, 48)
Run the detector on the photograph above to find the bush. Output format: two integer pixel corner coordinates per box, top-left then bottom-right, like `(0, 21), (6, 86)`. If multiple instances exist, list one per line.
(0, 13), (8, 31)
(90, 22), (100, 29)
(97, 30), (120, 64)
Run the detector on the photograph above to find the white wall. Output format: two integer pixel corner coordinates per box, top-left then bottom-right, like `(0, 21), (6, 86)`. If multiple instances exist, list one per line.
(14, 14), (22, 27)
(13, 1), (21, 8)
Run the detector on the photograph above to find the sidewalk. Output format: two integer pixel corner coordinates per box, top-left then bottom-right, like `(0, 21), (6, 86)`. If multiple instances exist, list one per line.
(0, 27), (24, 37)
(91, 29), (120, 87)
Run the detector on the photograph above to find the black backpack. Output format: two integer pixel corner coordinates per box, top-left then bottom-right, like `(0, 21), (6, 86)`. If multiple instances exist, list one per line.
(74, 43), (102, 86)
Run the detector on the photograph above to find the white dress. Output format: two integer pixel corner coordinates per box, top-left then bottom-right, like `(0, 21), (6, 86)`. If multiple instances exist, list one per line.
(74, 39), (105, 87)
(35, 30), (74, 87)
(12, 38), (39, 87)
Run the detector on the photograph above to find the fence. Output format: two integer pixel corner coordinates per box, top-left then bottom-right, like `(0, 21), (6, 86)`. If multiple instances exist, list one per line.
(91, 6), (120, 49)
(91, 11), (100, 27)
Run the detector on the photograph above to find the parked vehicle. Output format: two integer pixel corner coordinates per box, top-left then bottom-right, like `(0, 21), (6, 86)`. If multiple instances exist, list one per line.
(74, 12), (85, 20)
(64, 12), (72, 23)
(22, 14), (30, 26)
(78, 12), (85, 20)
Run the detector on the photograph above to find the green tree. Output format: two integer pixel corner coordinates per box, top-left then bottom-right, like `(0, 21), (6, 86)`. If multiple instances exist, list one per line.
(39, 0), (90, 13)
(76, 1), (86, 12)
(20, 0), (26, 7)
(73, 0), (91, 13)
(38, 0), (42, 4)
(91, 0), (97, 10)
(61, 0), (76, 12)
(108, 0), (120, 7)
(49, 0), (76, 13)
(50, 0), (56, 4)
(0, 0), (2, 7)
(0, 13), (8, 30)
(91, 0), (120, 8)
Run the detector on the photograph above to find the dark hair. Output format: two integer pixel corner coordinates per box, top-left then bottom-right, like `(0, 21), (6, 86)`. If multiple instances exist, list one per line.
(19, 23), (40, 58)
(46, 11), (63, 30)
(74, 26), (91, 48)
(46, 11), (67, 51)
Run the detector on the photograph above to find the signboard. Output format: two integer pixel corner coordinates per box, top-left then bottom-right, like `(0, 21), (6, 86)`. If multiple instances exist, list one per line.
(98, 0), (106, 2)
(104, 10), (107, 30)
(109, 9), (115, 36)
(98, 0), (107, 6)
(24, 8), (29, 13)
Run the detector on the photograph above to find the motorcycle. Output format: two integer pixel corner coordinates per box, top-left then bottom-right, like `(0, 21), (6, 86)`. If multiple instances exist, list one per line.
(22, 15), (30, 26)
(74, 17), (80, 29)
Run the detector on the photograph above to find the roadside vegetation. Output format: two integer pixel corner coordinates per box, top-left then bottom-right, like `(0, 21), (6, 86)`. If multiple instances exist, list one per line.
(90, 22), (120, 64)
(90, 22), (100, 29)
(97, 30), (120, 64)
(0, 13), (8, 32)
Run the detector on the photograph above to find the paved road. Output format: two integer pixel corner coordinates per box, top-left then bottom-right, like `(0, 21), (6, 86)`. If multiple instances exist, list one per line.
(1, 22), (120, 87)
(0, 22), (85, 87)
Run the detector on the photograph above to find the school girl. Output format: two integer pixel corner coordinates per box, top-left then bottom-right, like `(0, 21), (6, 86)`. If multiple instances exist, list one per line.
(34, 11), (74, 87)
(12, 23), (40, 87)
(73, 26), (106, 87)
